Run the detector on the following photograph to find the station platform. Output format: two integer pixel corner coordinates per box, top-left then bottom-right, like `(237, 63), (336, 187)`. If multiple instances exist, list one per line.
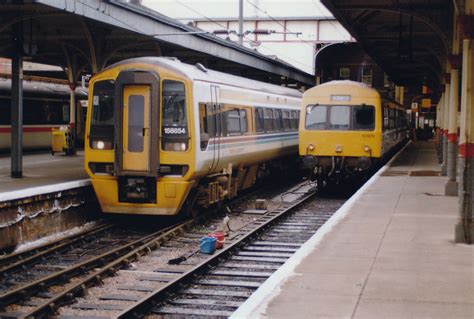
(233, 141), (474, 319)
(0, 151), (89, 201)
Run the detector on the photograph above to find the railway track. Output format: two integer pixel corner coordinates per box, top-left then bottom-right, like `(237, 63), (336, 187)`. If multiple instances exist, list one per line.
(115, 191), (341, 318)
(0, 221), (172, 316)
(0, 181), (339, 319)
(40, 182), (343, 319)
(0, 181), (302, 318)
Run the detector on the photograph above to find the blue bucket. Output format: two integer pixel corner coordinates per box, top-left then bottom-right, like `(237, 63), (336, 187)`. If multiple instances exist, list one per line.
(200, 236), (216, 254)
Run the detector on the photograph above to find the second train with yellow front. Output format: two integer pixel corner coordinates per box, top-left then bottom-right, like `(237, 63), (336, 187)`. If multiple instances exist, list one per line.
(299, 80), (409, 184)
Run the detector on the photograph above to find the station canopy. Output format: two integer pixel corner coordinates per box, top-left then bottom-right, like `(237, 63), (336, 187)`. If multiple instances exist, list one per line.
(321, 0), (453, 91)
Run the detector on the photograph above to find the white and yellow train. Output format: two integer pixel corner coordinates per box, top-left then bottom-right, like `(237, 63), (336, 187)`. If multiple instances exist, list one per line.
(85, 57), (301, 215)
(299, 80), (409, 183)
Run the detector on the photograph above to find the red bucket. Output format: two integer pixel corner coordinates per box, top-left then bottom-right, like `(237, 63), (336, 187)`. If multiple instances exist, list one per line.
(208, 231), (225, 249)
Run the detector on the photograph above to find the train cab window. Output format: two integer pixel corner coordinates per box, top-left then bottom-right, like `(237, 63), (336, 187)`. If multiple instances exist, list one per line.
(329, 106), (350, 130)
(305, 105), (327, 130)
(255, 108), (264, 133)
(161, 80), (188, 151)
(263, 108), (274, 132)
(282, 110), (291, 131)
(90, 80), (115, 150)
(353, 105), (375, 130)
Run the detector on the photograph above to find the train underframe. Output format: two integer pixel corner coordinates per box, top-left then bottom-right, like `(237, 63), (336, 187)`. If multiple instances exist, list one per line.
(185, 156), (299, 216)
(303, 155), (374, 186)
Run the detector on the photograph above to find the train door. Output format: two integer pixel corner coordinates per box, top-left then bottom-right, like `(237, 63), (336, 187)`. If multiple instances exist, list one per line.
(122, 85), (151, 172)
(210, 85), (221, 172)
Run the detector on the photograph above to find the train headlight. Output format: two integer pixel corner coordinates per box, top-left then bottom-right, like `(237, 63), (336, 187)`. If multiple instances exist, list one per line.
(335, 145), (343, 153)
(163, 141), (188, 152)
(91, 140), (112, 150)
(307, 144), (315, 151)
(364, 145), (371, 153)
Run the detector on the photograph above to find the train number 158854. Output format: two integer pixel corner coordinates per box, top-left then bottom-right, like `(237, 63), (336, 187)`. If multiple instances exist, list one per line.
(163, 127), (187, 135)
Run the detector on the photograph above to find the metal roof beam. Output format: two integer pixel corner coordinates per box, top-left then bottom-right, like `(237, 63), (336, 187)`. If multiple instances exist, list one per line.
(33, 0), (314, 86)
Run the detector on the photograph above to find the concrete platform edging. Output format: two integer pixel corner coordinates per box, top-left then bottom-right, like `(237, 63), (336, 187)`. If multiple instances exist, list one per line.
(0, 179), (91, 203)
(231, 142), (411, 319)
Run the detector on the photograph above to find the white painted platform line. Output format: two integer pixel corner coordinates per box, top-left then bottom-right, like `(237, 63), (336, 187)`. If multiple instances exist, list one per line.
(231, 142), (411, 319)
(0, 179), (91, 203)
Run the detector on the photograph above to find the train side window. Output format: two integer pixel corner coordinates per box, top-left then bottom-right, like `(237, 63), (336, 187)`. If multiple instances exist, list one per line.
(226, 108), (242, 136)
(383, 106), (389, 129)
(0, 98), (10, 125)
(263, 108), (274, 132)
(389, 108), (395, 129)
(353, 105), (375, 130)
(240, 109), (248, 133)
(199, 103), (211, 150)
(273, 109), (282, 132)
(293, 111), (300, 131)
(255, 108), (264, 133)
(282, 110), (291, 131)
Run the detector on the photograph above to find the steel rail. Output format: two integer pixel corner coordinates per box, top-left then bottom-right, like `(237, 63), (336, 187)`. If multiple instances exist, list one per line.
(21, 219), (196, 319)
(0, 221), (184, 309)
(0, 222), (113, 273)
(116, 191), (317, 318)
(18, 182), (287, 318)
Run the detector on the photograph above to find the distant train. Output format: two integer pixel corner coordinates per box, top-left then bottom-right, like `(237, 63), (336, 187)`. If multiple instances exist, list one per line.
(299, 80), (409, 184)
(0, 78), (87, 151)
(85, 57), (301, 216)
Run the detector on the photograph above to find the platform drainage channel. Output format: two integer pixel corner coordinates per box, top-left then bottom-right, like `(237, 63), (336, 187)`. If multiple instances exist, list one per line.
(409, 170), (441, 176)
(381, 170), (409, 176)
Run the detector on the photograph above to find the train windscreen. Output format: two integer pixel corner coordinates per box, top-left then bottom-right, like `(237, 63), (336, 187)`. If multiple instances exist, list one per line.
(90, 80), (114, 150)
(305, 104), (375, 131)
(161, 80), (188, 151)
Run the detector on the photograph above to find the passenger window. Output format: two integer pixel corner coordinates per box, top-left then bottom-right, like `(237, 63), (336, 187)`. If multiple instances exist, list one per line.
(0, 98), (10, 125)
(263, 108), (274, 132)
(240, 109), (248, 133)
(255, 108), (264, 133)
(282, 110), (291, 131)
(273, 109), (282, 132)
(389, 108), (395, 129)
(383, 106), (389, 129)
(226, 109), (242, 136)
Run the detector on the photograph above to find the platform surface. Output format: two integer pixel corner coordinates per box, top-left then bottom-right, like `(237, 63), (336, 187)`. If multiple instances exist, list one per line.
(0, 152), (88, 196)
(233, 141), (474, 319)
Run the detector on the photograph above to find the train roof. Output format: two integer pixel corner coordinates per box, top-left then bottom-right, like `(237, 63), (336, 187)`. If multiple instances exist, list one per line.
(304, 80), (379, 98)
(0, 77), (87, 97)
(106, 57), (302, 99)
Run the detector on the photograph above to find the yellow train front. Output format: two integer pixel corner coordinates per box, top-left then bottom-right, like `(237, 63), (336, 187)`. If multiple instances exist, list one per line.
(299, 80), (408, 183)
(85, 57), (301, 215)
